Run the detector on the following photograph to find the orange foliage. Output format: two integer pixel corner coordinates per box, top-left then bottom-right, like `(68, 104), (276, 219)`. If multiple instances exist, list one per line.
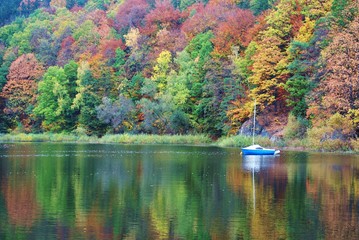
(0, 54), (43, 131)
(7, 53), (44, 81)
(50, 0), (66, 8)
(308, 16), (359, 122)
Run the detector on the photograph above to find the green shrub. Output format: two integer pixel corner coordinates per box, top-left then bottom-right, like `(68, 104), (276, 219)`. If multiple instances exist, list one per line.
(283, 114), (309, 140)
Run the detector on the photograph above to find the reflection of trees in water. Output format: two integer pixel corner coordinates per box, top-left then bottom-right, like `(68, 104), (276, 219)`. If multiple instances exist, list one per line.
(1, 145), (359, 239)
(2, 177), (39, 227)
(306, 155), (359, 239)
(1, 156), (40, 230)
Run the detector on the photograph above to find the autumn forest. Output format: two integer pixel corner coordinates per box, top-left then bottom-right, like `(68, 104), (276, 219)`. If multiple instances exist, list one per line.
(0, 0), (358, 150)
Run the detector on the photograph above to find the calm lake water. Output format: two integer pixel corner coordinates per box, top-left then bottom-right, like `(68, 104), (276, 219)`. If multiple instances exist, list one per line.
(0, 143), (359, 239)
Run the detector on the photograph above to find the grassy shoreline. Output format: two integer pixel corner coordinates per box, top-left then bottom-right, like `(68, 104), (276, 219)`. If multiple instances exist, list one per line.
(0, 133), (358, 153)
(0, 133), (212, 145)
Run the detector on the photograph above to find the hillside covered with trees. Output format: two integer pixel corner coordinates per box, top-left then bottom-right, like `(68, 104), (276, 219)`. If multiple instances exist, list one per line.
(0, 0), (358, 149)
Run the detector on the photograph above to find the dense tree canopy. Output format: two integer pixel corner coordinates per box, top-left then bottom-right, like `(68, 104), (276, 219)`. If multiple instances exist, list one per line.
(0, 0), (357, 141)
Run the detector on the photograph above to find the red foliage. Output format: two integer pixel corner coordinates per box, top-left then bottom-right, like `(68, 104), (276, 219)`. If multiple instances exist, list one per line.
(212, 9), (255, 55)
(60, 36), (75, 49)
(99, 39), (125, 60)
(181, 3), (219, 38)
(290, 1), (304, 37)
(87, 10), (113, 38)
(57, 36), (75, 66)
(70, 5), (83, 12)
(148, 29), (187, 61)
(114, 0), (149, 32)
(244, 12), (270, 44)
(182, 1), (255, 56)
(141, 0), (183, 36)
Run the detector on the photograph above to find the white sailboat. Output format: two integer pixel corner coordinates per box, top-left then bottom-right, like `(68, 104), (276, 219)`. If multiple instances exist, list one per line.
(241, 100), (280, 155)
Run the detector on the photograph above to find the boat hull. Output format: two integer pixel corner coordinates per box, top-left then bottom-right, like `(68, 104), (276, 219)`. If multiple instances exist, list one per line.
(241, 148), (277, 155)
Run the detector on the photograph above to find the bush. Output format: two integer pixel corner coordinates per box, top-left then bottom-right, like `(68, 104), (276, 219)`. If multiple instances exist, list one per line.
(283, 114), (309, 140)
(305, 113), (358, 151)
(350, 138), (359, 153)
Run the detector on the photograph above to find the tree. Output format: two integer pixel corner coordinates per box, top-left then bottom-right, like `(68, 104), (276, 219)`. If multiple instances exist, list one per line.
(151, 50), (172, 94)
(142, 0), (183, 36)
(212, 9), (255, 56)
(139, 95), (175, 134)
(0, 0), (23, 26)
(308, 16), (359, 132)
(72, 63), (107, 135)
(96, 95), (136, 132)
(0, 54), (44, 132)
(114, 0), (149, 34)
(250, 0), (275, 15)
(30, 26), (57, 66)
(247, 0), (301, 111)
(331, 0), (358, 27)
(33, 66), (72, 131)
(284, 18), (317, 118)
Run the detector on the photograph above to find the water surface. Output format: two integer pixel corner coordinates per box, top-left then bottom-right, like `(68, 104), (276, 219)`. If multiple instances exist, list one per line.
(0, 143), (359, 239)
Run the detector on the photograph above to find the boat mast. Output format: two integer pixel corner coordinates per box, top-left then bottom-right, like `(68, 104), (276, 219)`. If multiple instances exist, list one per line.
(252, 99), (256, 145)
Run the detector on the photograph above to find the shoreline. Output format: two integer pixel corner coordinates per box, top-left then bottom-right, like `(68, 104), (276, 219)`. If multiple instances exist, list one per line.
(0, 133), (358, 154)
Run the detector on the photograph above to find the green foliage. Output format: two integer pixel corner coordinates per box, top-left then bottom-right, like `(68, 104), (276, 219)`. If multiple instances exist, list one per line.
(285, 54), (311, 118)
(0, 18), (24, 45)
(331, 0), (358, 27)
(233, 41), (257, 84)
(139, 94), (176, 134)
(74, 67), (108, 136)
(0, 133), (212, 144)
(0, 52), (16, 90)
(63, 60), (78, 99)
(250, 0), (275, 15)
(283, 114), (309, 140)
(34, 66), (76, 132)
(170, 110), (190, 134)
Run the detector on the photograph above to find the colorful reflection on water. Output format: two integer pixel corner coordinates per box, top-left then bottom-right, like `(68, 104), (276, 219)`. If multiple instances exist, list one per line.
(0, 143), (359, 239)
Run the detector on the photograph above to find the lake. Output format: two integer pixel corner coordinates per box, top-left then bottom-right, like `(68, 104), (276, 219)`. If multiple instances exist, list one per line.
(0, 143), (359, 239)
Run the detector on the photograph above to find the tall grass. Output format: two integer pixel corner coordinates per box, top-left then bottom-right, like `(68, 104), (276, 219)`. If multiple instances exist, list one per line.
(0, 133), (212, 145)
(100, 134), (212, 145)
(217, 135), (273, 148)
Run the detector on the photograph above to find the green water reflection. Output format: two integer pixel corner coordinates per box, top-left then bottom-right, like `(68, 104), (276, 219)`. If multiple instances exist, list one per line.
(0, 143), (359, 239)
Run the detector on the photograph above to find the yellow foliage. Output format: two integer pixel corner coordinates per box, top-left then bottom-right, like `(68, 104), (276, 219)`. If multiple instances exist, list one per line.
(151, 50), (172, 93)
(124, 28), (140, 49)
(295, 17), (315, 42)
